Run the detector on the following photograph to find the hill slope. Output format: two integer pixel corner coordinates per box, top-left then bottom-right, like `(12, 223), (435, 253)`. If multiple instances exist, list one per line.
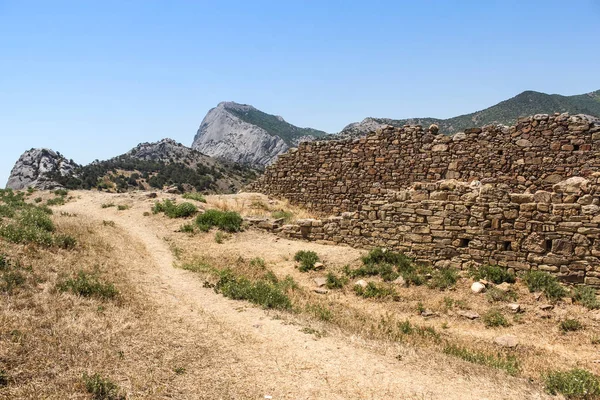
(191, 102), (328, 166)
(6, 139), (258, 193)
(339, 89), (600, 138)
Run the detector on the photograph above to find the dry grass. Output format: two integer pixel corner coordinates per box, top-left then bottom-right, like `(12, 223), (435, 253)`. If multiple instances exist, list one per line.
(206, 192), (317, 222)
(0, 212), (258, 399)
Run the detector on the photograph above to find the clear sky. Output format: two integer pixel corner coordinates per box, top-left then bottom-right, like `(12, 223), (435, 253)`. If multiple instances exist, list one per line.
(1, 0), (599, 187)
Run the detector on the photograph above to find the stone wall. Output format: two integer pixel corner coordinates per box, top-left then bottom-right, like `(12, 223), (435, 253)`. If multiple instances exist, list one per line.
(251, 113), (600, 214)
(248, 113), (600, 285)
(264, 178), (600, 287)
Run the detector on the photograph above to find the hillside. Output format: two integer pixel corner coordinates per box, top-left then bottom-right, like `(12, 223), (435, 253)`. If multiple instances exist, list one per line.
(338, 89), (600, 138)
(191, 102), (328, 166)
(7, 139), (258, 193)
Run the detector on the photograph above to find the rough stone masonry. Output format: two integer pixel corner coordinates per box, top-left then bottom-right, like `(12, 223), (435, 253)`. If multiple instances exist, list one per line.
(249, 113), (600, 286)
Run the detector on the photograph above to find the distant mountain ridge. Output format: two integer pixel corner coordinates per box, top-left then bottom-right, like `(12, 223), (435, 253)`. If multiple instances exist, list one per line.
(6, 139), (258, 193)
(338, 89), (600, 138)
(191, 101), (328, 166)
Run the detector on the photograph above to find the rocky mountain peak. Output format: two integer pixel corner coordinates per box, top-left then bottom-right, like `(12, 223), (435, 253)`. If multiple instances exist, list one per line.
(6, 148), (79, 190)
(191, 101), (328, 166)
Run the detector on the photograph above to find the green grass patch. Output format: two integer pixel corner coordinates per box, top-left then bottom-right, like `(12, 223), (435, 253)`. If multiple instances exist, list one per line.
(469, 264), (515, 284)
(326, 272), (347, 289)
(354, 282), (399, 300)
(443, 344), (520, 375)
(305, 303), (333, 321)
(101, 203), (115, 208)
(214, 269), (293, 310)
(195, 209), (243, 232)
(82, 372), (124, 400)
(482, 309), (510, 327)
(57, 271), (118, 300)
(429, 267), (459, 290)
(294, 250), (320, 272)
(572, 286), (600, 310)
(182, 192), (207, 203)
(153, 199), (198, 218)
(523, 270), (568, 301)
(346, 248), (431, 285)
(544, 368), (600, 399)
(560, 319), (583, 333)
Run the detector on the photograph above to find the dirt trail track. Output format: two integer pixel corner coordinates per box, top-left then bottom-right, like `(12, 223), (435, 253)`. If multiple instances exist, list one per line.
(62, 192), (551, 400)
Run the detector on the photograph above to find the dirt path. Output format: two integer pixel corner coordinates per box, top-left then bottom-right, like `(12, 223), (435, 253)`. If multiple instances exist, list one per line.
(62, 192), (552, 400)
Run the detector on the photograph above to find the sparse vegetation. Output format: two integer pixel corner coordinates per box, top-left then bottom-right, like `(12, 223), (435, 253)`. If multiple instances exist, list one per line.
(179, 222), (195, 233)
(325, 272), (347, 289)
(57, 270), (118, 300)
(195, 209), (243, 232)
(117, 204), (129, 211)
(346, 248), (432, 285)
(429, 267), (459, 290)
(82, 372), (124, 400)
(469, 264), (515, 284)
(354, 282), (399, 300)
(0, 369), (7, 387)
(182, 192), (207, 203)
(486, 286), (517, 303)
(560, 319), (583, 333)
(572, 286), (600, 310)
(482, 309), (509, 328)
(153, 199), (198, 218)
(214, 231), (229, 243)
(294, 250), (320, 272)
(523, 270), (568, 301)
(443, 344), (520, 375)
(214, 269), (293, 310)
(271, 210), (294, 223)
(544, 368), (600, 399)
(0, 254), (30, 294)
(101, 203), (115, 208)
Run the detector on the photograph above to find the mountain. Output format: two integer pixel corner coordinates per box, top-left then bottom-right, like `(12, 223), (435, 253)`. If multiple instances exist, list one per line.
(191, 101), (328, 166)
(338, 89), (600, 138)
(7, 149), (79, 190)
(6, 139), (258, 193)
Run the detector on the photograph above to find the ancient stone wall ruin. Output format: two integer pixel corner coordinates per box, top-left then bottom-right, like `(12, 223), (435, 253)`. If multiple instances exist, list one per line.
(251, 113), (600, 214)
(249, 113), (600, 285)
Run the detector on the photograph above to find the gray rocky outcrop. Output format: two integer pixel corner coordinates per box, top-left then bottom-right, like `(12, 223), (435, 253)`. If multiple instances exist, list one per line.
(6, 148), (78, 190)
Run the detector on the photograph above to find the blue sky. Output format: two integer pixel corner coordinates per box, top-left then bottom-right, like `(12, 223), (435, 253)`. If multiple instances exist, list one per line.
(1, 0), (599, 186)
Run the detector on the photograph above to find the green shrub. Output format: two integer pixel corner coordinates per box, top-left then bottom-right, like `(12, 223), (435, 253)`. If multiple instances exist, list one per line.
(214, 231), (228, 244)
(443, 344), (520, 375)
(361, 248), (412, 271)
(523, 270), (568, 301)
(0, 255), (29, 294)
(195, 209), (243, 232)
(116, 205), (129, 211)
(354, 282), (398, 300)
(83, 372), (124, 400)
(482, 309), (509, 327)
(34, 197), (42, 203)
(469, 265), (515, 284)
(544, 368), (600, 399)
(57, 271), (118, 300)
(293, 250), (320, 272)
(347, 248), (431, 285)
(182, 192), (207, 203)
(53, 189), (69, 196)
(572, 286), (600, 310)
(153, 200), (198, 218)
(101, 203), (115, 209)
(0, 205), (57, 247)
(326, 272), (347, 289)
(560, 319), (583, 333)
(429, 267), (459, 290)
(179, 223), (195, 233)
(46, 196), (66, 206)
(214, 269), (292, 310)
